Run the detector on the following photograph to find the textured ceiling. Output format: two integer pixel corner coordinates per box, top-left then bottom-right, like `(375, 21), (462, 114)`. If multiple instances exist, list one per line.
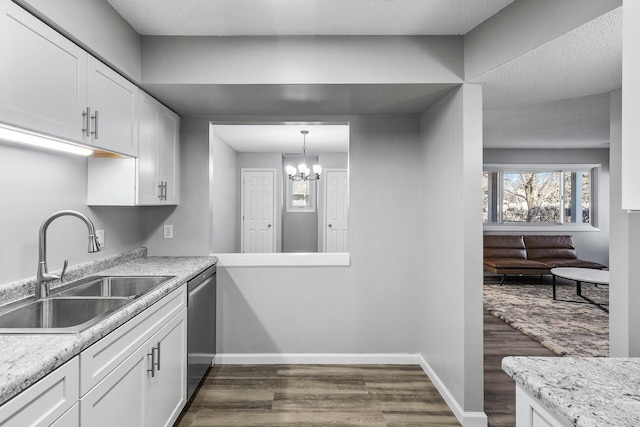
(106, 0), (513, 36)
(481, 7), (622, 110)
(212, 124), (349, 153)
(483, 92), (611, 149)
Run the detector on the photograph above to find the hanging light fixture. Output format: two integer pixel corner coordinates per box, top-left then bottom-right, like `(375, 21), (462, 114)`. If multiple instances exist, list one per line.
(286, 130), (322, 181)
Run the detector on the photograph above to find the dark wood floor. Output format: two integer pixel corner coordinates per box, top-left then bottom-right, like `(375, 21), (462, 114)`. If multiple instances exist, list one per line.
(175, 364), (460, 426)
(484, 310), (557, 427)
(176, 312), (556, 427)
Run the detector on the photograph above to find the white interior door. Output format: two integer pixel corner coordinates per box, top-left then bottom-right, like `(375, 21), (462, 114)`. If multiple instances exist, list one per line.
(325, 170), (348, 252)
(242, 169), (275, 253)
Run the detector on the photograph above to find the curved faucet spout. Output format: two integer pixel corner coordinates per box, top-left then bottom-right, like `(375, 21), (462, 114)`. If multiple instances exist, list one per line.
(36, 210), (102, 299)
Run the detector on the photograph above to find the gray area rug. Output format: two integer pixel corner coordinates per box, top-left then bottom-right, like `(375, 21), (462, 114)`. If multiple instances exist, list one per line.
(484, 282), (609, 357)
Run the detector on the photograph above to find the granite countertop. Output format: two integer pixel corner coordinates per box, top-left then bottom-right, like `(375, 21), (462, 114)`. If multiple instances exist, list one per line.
(0, 252), (217, 405)
(503, 356), (640, 426)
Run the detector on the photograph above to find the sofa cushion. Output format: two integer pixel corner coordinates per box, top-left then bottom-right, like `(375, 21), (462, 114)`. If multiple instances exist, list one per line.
(484, 235), (527, 259)
(537, 258), (607, 269)
(484, 258), (550, 269)
(524, 235), (577, 259)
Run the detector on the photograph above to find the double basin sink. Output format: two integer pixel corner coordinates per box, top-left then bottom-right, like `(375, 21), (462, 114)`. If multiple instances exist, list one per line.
(0, 276), (174, 334)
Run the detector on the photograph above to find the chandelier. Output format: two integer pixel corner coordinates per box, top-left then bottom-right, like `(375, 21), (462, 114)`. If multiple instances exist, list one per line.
(285, 130), (322, 181)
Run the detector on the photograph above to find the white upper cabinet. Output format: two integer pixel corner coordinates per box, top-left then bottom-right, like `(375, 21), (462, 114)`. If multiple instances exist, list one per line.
(0, 0), (138, 157)
(87, 91), (179, 206)
(0, 0), (87, 143)
(86, 57), (138, 157)
(136, 91), (179, 205)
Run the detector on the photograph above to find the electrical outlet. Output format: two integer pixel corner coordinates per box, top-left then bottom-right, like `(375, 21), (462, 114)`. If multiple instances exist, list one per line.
(96, 229), (105, 248)
(163, 224), (173, 239)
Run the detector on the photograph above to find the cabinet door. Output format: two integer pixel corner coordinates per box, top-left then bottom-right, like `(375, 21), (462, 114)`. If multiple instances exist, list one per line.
(137, 91), (161, 205)
(86, 56), (138, 156)
(50, 403), (79, 427)
(158, 107), (180, 205)
(0, 0), (86, 143)
(146, 309), (187, 427)
(80, 345), (148, 427)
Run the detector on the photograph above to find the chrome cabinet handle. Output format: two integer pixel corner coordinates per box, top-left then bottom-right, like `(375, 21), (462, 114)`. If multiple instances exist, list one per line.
(147, 349), (155, 377)
(91, 110), (99, 139)
(328, 224), (333, 228)
(268, 224), (272, 228)
(82, 107), (91, 136)
(158, 181), (168, 201)
(147, 343), (160, 376)
(155, 342), (161, 371)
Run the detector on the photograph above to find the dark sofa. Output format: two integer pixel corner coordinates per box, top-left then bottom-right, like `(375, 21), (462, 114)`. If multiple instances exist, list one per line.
(483, 235), (606, 284)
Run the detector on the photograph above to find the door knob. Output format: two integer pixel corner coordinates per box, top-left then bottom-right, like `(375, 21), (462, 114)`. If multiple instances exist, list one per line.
(268, 224), (272, 228)
(328, 224), (333, 228)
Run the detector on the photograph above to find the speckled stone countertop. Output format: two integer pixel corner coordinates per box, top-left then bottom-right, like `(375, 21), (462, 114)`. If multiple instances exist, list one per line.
(0, 251), (216, 405)
(503, 356), (640, 426)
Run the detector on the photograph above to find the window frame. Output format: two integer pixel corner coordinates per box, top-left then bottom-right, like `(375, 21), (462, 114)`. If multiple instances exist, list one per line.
(483, 163), (600, 232)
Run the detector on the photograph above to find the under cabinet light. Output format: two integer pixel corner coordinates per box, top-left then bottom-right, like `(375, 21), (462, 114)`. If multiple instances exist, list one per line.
(0, 123), (93, 156)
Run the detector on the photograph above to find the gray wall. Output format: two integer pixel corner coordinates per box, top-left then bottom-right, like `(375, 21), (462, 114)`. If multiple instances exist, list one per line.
(0, 143), (143, 285)
(210, 133), (239, 253)
(609, 89), (640, 356)
(483, 148), (610, 266)
(419, 85), (484, 414)
(14, 0), (142, 82)
(147, 115), (422, 354)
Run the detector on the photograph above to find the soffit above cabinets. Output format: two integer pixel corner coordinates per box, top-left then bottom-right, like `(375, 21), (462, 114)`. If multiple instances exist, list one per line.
(106, 0), (514, 36)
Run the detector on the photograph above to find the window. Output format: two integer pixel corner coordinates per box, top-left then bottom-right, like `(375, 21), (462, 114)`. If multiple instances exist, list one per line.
(483, 164), (598, 228)
(286, 177), (316, 212)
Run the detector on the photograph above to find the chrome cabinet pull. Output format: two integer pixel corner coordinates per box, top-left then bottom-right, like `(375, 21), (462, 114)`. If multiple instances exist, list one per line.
(82, 107), (91, 136)
(328, 224), (333, 228)
(91, 110), (99, 139)
(147, 350), (155, 377)
(155, 342), (161, 371)
(147, 343), (160, 376)
(158, 181), (168, 201)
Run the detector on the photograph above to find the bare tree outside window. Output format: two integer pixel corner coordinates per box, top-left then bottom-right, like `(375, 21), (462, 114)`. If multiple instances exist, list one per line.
(483, 166), (595, 226)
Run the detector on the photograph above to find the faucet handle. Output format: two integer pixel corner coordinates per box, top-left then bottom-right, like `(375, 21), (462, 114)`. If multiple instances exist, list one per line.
(59, 260), (68, 283)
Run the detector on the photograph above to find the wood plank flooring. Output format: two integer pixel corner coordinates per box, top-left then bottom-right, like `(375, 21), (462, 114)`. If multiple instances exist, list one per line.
(484, 310), (557, 427)
(175, 364), (460, 426)
(176, 310), (558, 427)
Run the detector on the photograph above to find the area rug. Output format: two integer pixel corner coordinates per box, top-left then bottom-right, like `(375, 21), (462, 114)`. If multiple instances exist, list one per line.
(483, 282), (609, 357)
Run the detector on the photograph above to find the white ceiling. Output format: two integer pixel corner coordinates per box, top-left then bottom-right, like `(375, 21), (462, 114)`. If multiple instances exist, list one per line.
(480, 7), (622, 110)
(106, 0), (514, 36)
(212, 124), (349, 153)
(483, 92), (611, 149)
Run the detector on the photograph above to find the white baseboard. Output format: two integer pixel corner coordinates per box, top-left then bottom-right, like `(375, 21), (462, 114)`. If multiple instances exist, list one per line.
(418, 354), (487, 427)
(215, 353), (419, 365)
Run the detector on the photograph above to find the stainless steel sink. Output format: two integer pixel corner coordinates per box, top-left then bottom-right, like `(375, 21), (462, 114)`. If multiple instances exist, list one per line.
(0, 275), (175, 334)
(52, 276), (174, 299)
(0, 297), (129, 333)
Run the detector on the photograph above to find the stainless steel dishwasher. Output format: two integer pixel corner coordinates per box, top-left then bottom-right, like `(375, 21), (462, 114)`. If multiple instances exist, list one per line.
(187, 264), (216, 401)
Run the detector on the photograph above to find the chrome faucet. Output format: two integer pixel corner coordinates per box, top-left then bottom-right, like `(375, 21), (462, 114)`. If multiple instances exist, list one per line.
(36, 210), (102, 299)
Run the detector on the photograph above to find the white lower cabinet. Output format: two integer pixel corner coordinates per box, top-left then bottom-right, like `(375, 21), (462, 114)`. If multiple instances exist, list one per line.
(80, 309), (187, 427)
(516, 385), (567, 427)
(0, 357), (79, 427)
(0, 284), (188, 427)
(50, 404), (79, 427)
(80, 287), (187, 427)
